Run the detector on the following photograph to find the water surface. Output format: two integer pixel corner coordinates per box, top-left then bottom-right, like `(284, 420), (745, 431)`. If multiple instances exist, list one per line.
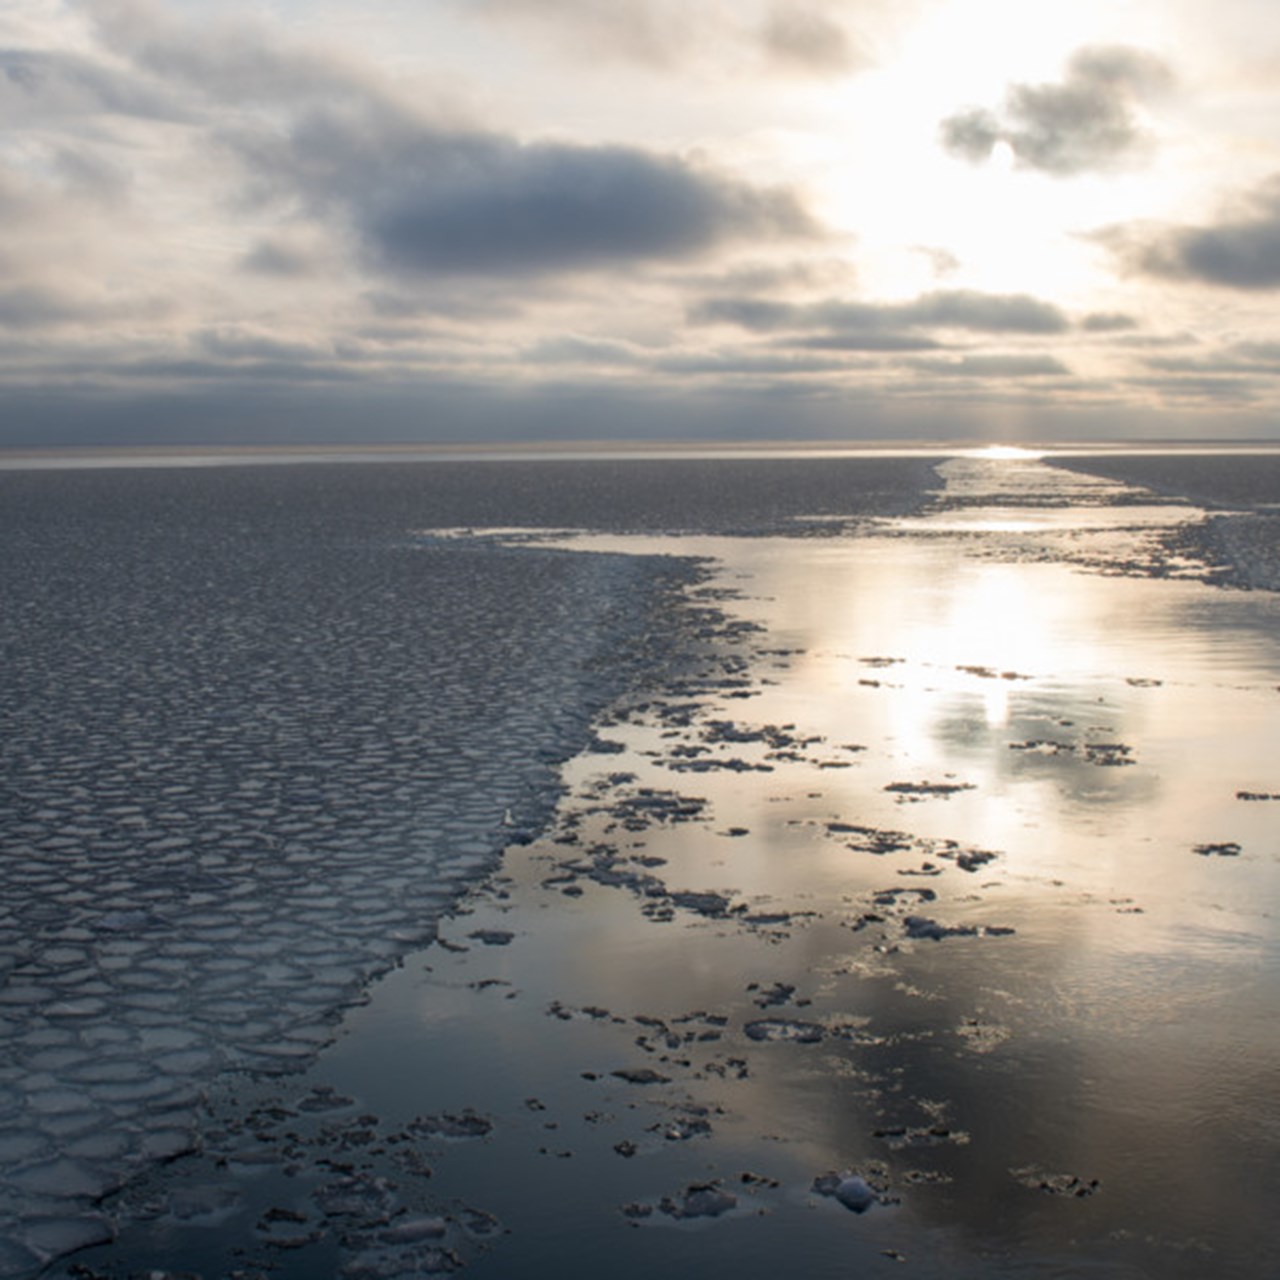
(60, 457), (1280, 1279)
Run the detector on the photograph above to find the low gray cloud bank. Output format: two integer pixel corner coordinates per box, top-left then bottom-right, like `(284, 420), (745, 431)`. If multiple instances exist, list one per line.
(1098, 175), (1280, 289)
(691, 289), (1070, 335)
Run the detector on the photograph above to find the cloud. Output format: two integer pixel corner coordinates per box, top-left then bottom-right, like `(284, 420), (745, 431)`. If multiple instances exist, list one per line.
(0, 285), (103, 329)
(463, 0), (873, 76)
(1081, 311), (1139, 332)
(1124, 373), (1261, 403)
(691, 289), (1070, 335)
(793, 332), (942, 351)
(760, 5), (866, 75)
(0, 48), (182, 121)
(912, 245), (961, 278)
(1141, 343), (1280, 375)
(911, 354), (1071, 378)
(228, 107), (818, 278)
(653, 351), (849, 376)
(86, 0), (380, 108)
(524, 335), (644, 365)
(940, 45), (1173, 176)
(464, 0), (697, 68)
(240, 232), (339, 278)
(80, 2), (820, 281)
(1096, 175), (1280, 289)
(194, 327), (330, 364)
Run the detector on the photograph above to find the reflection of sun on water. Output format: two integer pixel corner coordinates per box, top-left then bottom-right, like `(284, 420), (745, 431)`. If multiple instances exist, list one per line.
(926, 562), (1052, 728)
(967, 445), (1044, 461)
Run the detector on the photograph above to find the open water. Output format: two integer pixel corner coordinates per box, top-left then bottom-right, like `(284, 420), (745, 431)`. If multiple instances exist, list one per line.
(2, 451), (1278, 1278)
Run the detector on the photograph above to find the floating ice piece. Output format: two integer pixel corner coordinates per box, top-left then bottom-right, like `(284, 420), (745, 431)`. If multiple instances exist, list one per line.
(812, 1170), (882, 1212)
(1011, 1165), (1100, 1197)
(659, 1182), (737, 1219)
(9, 1158), (117, 1200)
(467, 929), (514, 946)
(884, 781), (976, 800)
(313, 1174), (398, 1225)
(903, 916), (1014, 941)
(378, 1216), (448, 1244)
(667, 890), (733, 918)
(408, 1110), (493, 1139)
(611, 1068), (671, 1085)
(744, 1018), (824, 1043)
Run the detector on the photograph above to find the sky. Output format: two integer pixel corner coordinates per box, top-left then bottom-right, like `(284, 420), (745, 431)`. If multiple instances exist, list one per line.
(4, 0), (1280, 445)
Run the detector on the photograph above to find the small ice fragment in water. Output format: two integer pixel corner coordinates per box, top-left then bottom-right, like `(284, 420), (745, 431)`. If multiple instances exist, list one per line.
(1193, 841), (1242, 856)
(313, 1174), (399, 1224)
(744, 1018), (825, 1043)
(468, 929), (514, 946)
(1011, 1166), (1100, 1197)
(659, 1182), (737, 1219)
(378, 1216), (448, 1244)
(812, 1171), (877, 1213)
(611, 1068), (671, 1085)
(409, 1109), (493, 1138)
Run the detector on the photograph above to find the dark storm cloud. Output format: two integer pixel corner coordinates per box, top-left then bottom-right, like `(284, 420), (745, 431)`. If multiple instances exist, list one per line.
(940, 45), (1173, 176)
(227, 107), (818, 278)
(1096, 176), (1280, 289)
(691, 289), (1070, 335)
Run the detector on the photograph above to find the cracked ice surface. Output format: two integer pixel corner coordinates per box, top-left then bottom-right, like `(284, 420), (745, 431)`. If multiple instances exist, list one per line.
(0, 462), (727, 1277)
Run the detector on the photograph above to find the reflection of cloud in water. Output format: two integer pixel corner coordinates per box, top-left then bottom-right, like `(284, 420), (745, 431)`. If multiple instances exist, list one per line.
(388, 456), (1280, 1278)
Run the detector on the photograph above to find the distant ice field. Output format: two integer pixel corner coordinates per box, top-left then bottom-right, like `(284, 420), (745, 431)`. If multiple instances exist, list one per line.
(0, 456), (939, 1276)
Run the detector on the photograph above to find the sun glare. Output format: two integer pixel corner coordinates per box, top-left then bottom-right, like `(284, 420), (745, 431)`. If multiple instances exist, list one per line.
(970, 445), (1044, 460)
(808, 0), (1170, 302)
